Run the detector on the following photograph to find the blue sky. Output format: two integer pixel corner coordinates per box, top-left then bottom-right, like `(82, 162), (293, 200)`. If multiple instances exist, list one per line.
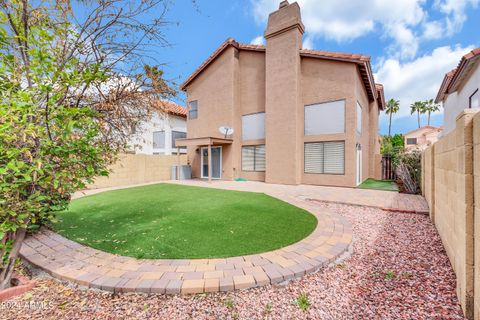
(154, 0), (480, 135)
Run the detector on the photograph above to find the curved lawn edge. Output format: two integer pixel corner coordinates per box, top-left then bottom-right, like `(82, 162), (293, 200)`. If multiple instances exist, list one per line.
(50, 183), (318, 259)
(20, 183), (353, 294)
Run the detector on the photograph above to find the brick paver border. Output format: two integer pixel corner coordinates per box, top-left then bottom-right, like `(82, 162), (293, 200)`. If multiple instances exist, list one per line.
(20, 186), (353, 294)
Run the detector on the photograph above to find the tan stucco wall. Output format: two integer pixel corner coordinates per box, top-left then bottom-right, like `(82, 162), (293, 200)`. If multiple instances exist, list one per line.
(89, 153), (187, 189)
(265, 22), (303, 185)
(185, 46), (237, 180)
(236, 50), (267, 182)
(300, 58), (356, 187)
(422, 109), (479, 319)
(405, 126), (442, 150)
(182, 2), (382, 188)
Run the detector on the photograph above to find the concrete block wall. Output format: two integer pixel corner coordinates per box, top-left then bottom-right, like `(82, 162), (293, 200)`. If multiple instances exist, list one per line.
(474, 112), (480, 320)
(89, 153), (187, 189)
(422, 109), (479, 319)
(422, 145), (435, 222)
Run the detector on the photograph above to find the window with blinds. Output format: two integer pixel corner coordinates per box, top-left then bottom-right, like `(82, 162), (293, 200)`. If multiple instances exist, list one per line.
(242, 145), (265, 171)
(153, 131), (165, 149)
(304, 141), (345, 174)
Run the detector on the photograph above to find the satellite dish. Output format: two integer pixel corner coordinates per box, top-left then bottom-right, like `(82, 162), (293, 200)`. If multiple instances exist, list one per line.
(219, 126), (234, 138)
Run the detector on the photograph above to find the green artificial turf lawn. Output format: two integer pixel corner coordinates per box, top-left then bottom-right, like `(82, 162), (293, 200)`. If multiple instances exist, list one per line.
(358, 179), (399, 192)
(52, 184), (317, 259)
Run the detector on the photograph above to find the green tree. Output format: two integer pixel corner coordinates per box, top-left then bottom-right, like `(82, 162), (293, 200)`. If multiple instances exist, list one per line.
(423, 99), (440, 126)
(0, 0), (174, 290)
(410, 101), (425, 128)
(385, 99), (400, 137)
(390, 134), (405, 148)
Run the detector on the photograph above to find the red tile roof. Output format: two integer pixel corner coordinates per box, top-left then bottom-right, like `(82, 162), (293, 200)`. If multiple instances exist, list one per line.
(435, 48), (480, 103)
(152, 100), (187, 118)
(180, 38), (384, 108)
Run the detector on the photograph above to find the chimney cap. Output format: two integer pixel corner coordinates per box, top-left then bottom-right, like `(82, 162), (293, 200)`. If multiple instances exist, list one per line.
(279, 1), (289, 9)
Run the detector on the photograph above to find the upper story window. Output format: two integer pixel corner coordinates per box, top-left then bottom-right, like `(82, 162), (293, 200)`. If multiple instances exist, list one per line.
(406, 138), (417, 145)
(356, 102), (362, 134)
(242, 112), (265, 141)
(172, 131), (186, 148)
(153, 131), (165, 149)
(305, 100), (345, 135)
(188, 100), (198, 119)
(470, 89), (479, 109)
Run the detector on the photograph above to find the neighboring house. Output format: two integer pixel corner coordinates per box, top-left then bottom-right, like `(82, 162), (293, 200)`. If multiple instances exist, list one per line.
(436, 47), (480, 135)
(404, 126), (443, 150)
(131, 100), (187, 155)
(176, 1), (385, 187)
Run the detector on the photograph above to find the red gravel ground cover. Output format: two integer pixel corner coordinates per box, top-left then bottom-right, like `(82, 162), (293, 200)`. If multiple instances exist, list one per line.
(3, 203), (465, 319)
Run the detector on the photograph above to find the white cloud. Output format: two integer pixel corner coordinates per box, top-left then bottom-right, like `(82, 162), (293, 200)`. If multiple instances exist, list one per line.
(434, 0), (480, 34)
(251, 0), (425, 58)
(375, 45), (474, 127)
(250, 0), (476, 60)
(302, 36), (314, 49)
(250, 35), (265, 45)
(422, 21), (444, 39)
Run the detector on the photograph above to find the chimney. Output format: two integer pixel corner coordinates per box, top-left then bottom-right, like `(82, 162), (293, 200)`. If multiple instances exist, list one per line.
(264, 1), (304, 185)
(264, 1), (304, 40)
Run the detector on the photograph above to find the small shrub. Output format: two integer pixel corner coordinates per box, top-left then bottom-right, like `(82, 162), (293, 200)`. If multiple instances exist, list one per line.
(295, 293), (310, 311)
(224, 298), (234, 309)
(264, 302), (272, 314)
(384, 271), (396, 280)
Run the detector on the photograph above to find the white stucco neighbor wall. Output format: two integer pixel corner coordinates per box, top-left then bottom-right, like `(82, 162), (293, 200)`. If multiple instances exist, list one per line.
(443, 62), (480, 135)
(130, 111), (187, 155)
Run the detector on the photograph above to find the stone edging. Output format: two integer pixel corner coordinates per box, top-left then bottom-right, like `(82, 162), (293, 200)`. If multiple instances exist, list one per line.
(20, 190), (353, 295)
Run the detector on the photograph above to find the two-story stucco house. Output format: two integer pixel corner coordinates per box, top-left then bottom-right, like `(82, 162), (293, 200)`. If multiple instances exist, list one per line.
(177, 1), (385, 188)
(436, 48), (480, 135)
(131, 100), (187, 155)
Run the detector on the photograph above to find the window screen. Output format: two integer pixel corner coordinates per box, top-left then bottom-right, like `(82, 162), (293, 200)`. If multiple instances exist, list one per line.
(153, 131), (165, 149)
(406, 138), (417, 145)
(305, 100), (345, 135)
(242, 145), (266, 171)
(305, 141), (345, 174)
(356, 102), (362, 134)
(189, 100), (198, 119)
(171, 131), (186, 148)
(242, 113), (265, 141)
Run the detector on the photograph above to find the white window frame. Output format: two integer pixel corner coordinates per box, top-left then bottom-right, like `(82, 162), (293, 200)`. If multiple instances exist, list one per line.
(200, 146), (222, 179)
(152, 130), (165, 150)
(188, 100), (198, 119)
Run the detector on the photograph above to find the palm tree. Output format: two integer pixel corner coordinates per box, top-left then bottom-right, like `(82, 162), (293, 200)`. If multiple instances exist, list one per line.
(410, 101), (424, 128)
(423, 99), (440, 126)
(385, 99), (400, 137)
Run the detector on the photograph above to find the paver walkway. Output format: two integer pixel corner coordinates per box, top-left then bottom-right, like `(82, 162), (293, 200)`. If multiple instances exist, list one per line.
(20, 183), (353, 294)
(165, 180), (429, 214)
